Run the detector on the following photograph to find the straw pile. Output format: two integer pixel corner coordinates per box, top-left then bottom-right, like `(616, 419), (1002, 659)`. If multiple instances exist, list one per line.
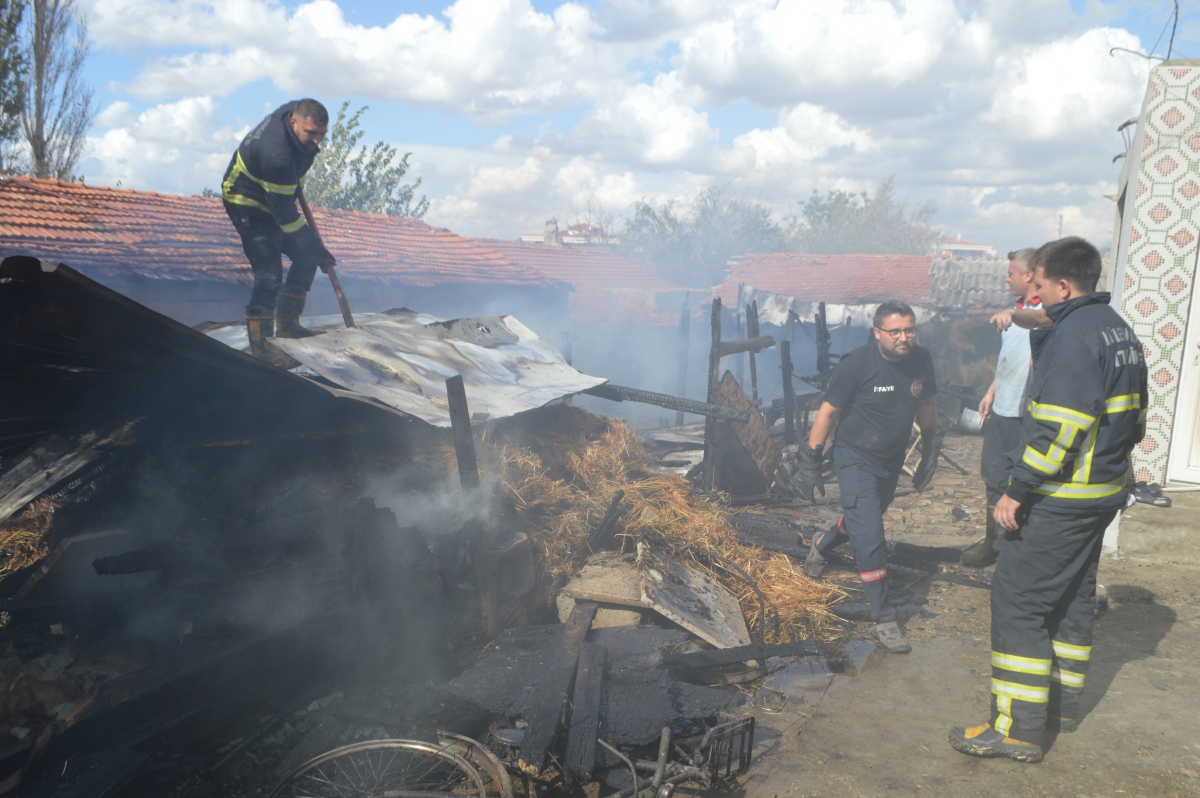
(0, 497), (59, 579)
(475, 406), (845, 642)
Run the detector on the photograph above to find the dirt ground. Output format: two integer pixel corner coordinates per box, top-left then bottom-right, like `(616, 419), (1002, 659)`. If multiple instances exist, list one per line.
(739, 433), (1200, 798)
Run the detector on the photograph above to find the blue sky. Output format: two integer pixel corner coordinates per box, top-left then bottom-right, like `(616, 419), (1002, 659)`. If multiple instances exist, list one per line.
(74, 1), (1200, 254)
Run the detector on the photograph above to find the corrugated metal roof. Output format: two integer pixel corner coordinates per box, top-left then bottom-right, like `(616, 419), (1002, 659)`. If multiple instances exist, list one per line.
(924, 256), (1011, 310)
(0, 177), (554, 288)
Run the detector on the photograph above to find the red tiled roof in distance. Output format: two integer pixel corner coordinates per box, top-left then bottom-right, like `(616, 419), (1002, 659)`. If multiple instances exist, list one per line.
(716, 253), (935, 308)
(481, 239), (681, 292)
(0, 177), (552, 288)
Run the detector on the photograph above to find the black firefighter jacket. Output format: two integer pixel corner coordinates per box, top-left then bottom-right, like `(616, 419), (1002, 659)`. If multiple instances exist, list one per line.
(221, 101), (322, 249)
(1006, 292), (1148, 513)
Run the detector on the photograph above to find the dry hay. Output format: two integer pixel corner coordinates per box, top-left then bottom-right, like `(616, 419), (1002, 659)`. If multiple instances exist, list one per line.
(0, 497), (59, 579)
(474, 406), (845, 642)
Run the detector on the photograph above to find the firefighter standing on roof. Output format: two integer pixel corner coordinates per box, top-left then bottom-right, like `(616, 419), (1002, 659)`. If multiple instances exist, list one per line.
(796, 300), (942, 655)
(949, 237), (1148, 763)
(222, 98), (334, 358)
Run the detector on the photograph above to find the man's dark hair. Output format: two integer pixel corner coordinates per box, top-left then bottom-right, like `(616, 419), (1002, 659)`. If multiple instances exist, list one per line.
(1034, 237), (1102, 293)
(293, 98), (329, 126)
(873, 300), (916, 328)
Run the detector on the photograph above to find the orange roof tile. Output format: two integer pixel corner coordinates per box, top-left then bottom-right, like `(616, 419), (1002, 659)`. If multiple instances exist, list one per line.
(0, 177), (553, 288)
(716, 253), (935, 308)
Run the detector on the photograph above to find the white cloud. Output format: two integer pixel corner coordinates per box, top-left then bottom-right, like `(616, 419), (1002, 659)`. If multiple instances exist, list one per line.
(985, 27), (1149, 141)
(79, 0), (1156, 252)
(83, 96), (245, 192)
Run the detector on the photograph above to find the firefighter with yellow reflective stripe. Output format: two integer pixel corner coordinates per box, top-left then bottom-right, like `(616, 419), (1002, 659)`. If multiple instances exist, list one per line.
(950, 237), (1148, 763)
(222, 98), (334, 357)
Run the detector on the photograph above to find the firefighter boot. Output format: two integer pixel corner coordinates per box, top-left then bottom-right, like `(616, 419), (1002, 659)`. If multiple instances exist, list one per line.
(961, 504), (1000, 567)
(245, 310), (274, 359)
(276, 287), (316, 339)
(949, 723), (1043, 763)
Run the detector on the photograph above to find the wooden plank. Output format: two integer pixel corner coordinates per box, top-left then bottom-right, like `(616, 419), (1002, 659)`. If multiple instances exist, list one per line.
(710, 370), (781, 491)
(639, 550), (751, 649)
(716, 335), (774, 358)
(560, 554), (643, 608)
(780, 340), (797, 445)
(704, 299), (722, 492)
(664, 639), (825, 669)
(562, 642), (607, 792)
(517, 601), (598, 776)
(746, 300), (760, 401)
(445, 375), (480, 490)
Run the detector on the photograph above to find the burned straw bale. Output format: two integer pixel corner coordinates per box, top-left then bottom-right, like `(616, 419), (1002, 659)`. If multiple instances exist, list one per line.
(0, 497), (59, 579)
(472, 406), (844, 642)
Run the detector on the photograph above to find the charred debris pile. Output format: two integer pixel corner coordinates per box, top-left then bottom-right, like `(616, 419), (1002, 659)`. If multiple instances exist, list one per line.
(0, 256), (975, 797)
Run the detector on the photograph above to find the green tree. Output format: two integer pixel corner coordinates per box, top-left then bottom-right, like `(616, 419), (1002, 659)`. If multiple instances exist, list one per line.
(0, 0), (25, 174)
(19, 0), (93, 179)
(303, 101), (428, 218)
(791, 176), (937, 254)
(620, 187), (789, 286)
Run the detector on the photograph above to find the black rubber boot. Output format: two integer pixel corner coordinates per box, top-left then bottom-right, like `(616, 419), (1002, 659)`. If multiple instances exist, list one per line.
(803, 525), (829, 579)
(949, 723), (1043, 762)
(276, 287), (316, 339)
(245, 311), (274, 359)
(961, 504), (1000, 567)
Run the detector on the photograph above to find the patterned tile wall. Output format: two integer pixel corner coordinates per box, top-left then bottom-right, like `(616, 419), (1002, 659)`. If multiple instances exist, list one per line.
(1119, 64), (1200, 483)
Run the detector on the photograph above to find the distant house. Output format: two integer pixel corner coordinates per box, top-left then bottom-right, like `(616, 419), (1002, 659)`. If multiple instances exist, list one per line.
(717, 252), (1011, 327)
(933, 234), (998, 259)
(0, 177), (567, 327)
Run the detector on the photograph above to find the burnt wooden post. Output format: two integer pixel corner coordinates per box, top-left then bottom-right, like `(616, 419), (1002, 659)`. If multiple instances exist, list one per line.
(445, 375), (499, 639)
(781, 340), (797, 445)
(562, 642), (607, 791)
(518, 602), (598, 776)
(674, 291), (691, 426)
(446, 375), (480, 490)
(746, 299), (760, 401)
(734, 296), (744, 387)
(703, 298), (722, 493)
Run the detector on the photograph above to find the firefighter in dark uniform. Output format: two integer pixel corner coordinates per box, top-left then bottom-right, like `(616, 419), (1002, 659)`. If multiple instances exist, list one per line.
(797, 300), (942, 654)
(949, 237), (1148, 763)
(222, 98), (334, 357)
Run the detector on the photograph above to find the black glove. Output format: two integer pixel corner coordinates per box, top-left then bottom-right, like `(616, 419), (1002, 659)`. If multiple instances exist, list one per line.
(912, 430), (943, 491)
(317, 247), (336, 274)
(796, 444), (826, 504)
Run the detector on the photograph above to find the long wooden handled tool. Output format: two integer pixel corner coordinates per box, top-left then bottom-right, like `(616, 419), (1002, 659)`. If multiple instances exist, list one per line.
(296, 188), (355, 328)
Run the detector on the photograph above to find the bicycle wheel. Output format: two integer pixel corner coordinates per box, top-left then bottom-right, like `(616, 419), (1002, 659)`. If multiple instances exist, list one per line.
(269, 739), (488, 798)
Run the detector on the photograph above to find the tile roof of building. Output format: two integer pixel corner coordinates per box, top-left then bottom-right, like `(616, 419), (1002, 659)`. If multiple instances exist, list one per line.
(0, 177), (553, 288)
(717, 252), (1013, 312)
(717, 253), (937, 308)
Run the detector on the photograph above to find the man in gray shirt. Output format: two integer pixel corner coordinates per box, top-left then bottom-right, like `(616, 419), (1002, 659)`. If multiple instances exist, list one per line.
(963, 248), (1048, 566)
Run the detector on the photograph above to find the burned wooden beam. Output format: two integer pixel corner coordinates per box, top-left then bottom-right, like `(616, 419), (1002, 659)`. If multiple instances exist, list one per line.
(704, 299), (722, 493)
(588, 490), (626, 551)
(562, 642), (606, 792)
(445, 375), (480, 491)
(516, 601), (598, 777)
(445, 375), (499, 639)
(716, 335), (774, 358)
(780, 340), (797, 445)
(664, 639), (825, 669)
(745, 300), (760, 401)
(582, 384), (750, 423)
